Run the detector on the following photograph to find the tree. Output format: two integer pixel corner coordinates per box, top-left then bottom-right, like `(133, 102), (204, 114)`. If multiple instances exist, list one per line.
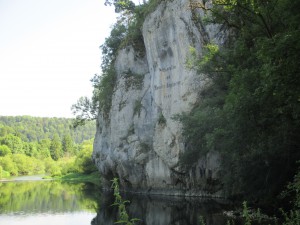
(0, 134), (24, 154)
(0, 145), (11, 156)
(74, 139), (97, 174)
(50, 134), (63, 161)
(178, 0), (300, 203)
(43, 158), (61, 177)
(23, 142), (38, 157)
(71, 96), (97, 128)
(12, 154), (34, 175)
(62, 134), (74, 156)
(32, 158), (45, 174)
(0, 155), (18, 176)
(0, 125), (14, 137)
(104, 0), (135, 13)
(37, 139), (51, 159)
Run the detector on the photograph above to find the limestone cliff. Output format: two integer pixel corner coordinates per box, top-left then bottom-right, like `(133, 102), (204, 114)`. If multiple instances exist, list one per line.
(93, 0), (226, 197)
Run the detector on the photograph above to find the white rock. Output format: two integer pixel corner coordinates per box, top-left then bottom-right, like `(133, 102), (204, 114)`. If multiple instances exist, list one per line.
(93, 0), (225, 196)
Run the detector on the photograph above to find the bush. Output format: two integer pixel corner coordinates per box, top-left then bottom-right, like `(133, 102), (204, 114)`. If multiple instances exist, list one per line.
(0, 155), (18, 176)
(73, 140), (97, 174)
(0, 145), (11, 156)
(0, 166), (10, 179)
(12, 154), (34, 175)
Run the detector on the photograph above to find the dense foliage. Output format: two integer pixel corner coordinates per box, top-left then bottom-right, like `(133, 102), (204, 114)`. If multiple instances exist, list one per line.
(0, 116), (97, 178)
(178, 0), (300, 205)
(0, 116), (95, 143)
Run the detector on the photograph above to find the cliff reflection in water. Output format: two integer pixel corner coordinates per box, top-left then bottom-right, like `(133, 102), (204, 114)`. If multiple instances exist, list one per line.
(92, 192), (229, 225)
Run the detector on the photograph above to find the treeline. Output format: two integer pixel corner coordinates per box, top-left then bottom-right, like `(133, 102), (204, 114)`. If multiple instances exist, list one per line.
(0, 116), (95, 143)
(178, 0), (300, 206)
(0, 116), (97, 178)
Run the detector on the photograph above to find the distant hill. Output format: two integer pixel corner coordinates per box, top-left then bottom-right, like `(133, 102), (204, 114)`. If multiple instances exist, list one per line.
(0, 116), (96, 143)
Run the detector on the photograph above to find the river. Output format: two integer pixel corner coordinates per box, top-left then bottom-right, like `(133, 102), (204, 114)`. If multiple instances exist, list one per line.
(0, 179), (232, 225)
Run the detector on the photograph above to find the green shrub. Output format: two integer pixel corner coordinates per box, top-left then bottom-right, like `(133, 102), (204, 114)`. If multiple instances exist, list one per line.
(0, 155), (18, 176)
(0, 145), (11, 156)
(158, 113), (166, 125)
(124, 70), (144, 91)
(0, 165), (10, 179)
(111, 178), (140, 224)
(133, 100), (143, 117)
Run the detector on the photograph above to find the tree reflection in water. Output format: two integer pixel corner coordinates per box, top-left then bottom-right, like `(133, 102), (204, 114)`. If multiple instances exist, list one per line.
(0, 180), (99, 214)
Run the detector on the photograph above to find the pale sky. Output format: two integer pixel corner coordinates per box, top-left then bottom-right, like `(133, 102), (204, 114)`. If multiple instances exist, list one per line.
(0, 0), (116, 118)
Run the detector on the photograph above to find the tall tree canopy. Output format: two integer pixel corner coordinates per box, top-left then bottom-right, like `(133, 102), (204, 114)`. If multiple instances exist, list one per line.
(178, 0), (300, 204)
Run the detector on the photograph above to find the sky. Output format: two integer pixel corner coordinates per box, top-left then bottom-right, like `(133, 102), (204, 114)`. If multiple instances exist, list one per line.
(0, 0), (116, 118)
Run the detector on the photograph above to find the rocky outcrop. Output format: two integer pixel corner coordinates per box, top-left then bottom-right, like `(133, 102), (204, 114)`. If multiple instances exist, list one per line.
(93, 0), (226, 197)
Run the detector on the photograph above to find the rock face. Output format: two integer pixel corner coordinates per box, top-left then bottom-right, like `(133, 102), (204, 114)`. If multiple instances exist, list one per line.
(93, 0), (225, 196)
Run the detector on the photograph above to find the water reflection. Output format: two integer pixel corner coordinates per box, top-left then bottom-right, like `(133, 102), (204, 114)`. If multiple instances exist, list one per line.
(0, 180), (99, 214)
(0, 180), (101, 225)
(0, 180), (231, 225)
(92, 192), (230, 225)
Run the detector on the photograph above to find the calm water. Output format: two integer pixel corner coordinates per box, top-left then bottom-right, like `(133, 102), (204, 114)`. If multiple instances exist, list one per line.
(0, 179), (231, 225)
(0, 179), (99, 225)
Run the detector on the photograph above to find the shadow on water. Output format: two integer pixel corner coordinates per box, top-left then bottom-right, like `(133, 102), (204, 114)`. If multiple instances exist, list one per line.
(91, 191), (231, 225)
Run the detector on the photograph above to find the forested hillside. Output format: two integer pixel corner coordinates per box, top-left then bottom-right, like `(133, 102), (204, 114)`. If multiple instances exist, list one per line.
(0, 116), (95, 143)
(0, 116), (97, 178)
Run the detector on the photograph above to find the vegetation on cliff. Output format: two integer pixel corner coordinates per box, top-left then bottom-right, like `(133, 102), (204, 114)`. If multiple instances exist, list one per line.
(72, 0), (162, 123)
(178, 0), (300, 206)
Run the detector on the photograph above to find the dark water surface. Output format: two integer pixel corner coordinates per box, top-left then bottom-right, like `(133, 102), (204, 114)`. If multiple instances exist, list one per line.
(0, 180), (231, 225)
(93, 192), (231, 225)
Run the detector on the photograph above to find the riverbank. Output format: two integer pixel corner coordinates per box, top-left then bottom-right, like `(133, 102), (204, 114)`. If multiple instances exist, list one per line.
(50, 172), (101, 185)
(0, 174), (46, 182)
(0, 172), (101, 185)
